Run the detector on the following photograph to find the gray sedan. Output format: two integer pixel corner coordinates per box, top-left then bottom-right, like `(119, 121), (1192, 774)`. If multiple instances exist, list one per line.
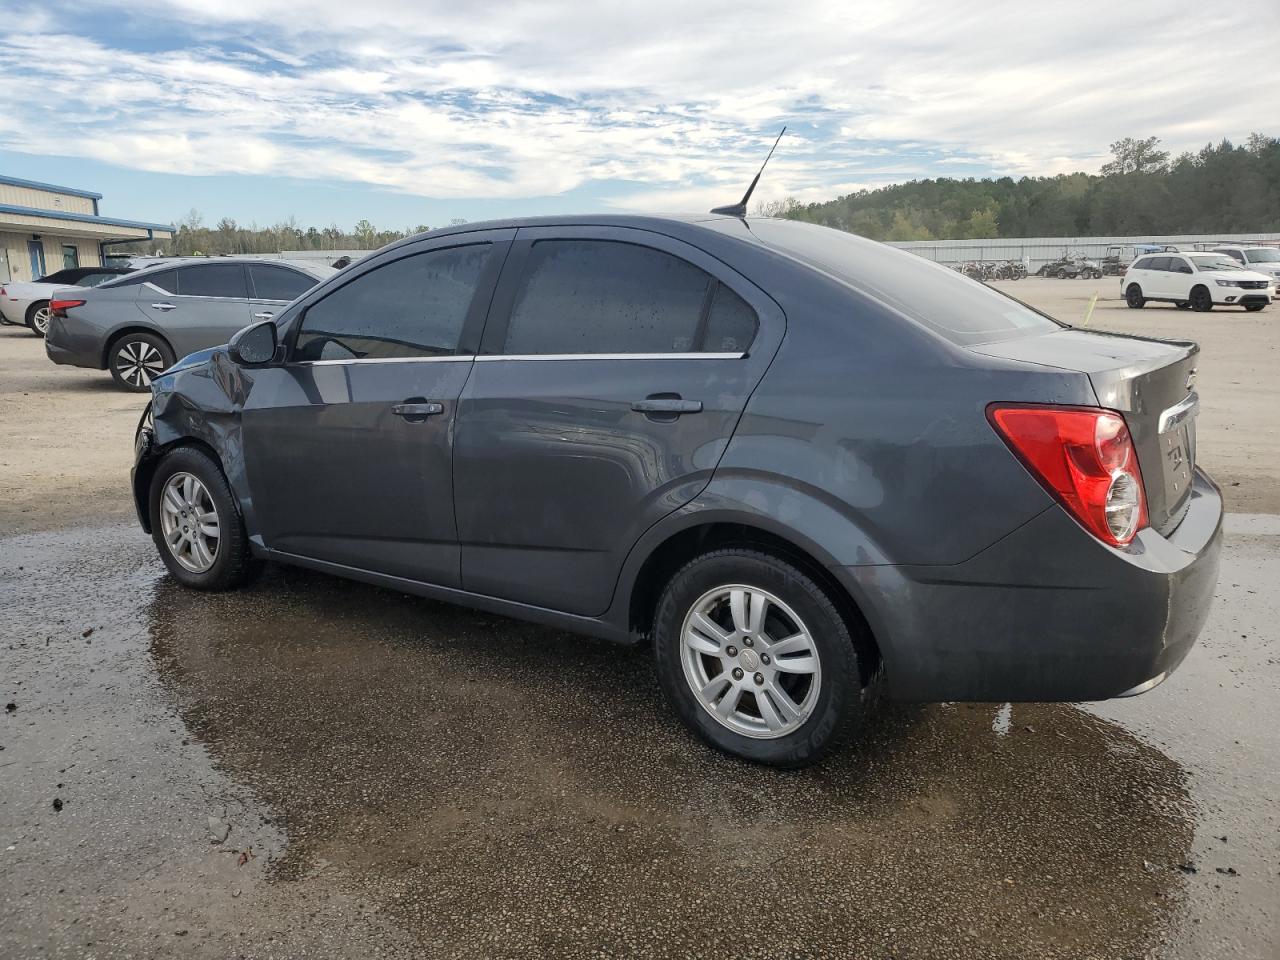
(44, 258), (334, 390)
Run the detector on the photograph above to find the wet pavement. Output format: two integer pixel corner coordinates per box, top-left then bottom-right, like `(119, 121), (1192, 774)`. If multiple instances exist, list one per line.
(1, 521), (1277, 958)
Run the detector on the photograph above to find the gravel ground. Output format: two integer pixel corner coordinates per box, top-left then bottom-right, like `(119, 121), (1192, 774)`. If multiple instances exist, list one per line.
(1, 277), (1277, 957)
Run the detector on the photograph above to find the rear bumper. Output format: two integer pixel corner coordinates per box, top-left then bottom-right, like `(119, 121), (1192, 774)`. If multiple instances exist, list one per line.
(837, 467), (1223, 702)
(44, 316), (103, 368)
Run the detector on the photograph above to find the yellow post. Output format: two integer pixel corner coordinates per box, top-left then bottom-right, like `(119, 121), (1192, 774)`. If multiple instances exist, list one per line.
(1082, 292), (1099, 327)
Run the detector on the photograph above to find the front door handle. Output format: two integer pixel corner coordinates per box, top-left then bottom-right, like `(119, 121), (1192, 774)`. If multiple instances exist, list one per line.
(631, 398), (703, 414)
(392, 400), (445, 421)
(150, 302), (177, 312)
(253, 311), (275, 320)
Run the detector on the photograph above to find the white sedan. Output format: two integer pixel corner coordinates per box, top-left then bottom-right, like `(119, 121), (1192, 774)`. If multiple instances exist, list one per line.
(0, 266), (134, 337)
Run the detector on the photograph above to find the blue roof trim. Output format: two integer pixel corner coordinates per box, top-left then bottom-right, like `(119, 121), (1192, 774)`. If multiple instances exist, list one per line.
(0, 174), (104, 200)
(0, 202), (173, 234)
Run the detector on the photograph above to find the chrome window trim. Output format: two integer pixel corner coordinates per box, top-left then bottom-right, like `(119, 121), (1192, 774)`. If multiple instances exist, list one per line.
(474, 352), (747, 362)
(292, 354), (474, 366)
(1158, 391), (1200, 435)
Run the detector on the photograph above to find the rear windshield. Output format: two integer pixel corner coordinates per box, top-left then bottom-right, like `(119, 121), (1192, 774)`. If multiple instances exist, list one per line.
(742, 219), (1062, 345)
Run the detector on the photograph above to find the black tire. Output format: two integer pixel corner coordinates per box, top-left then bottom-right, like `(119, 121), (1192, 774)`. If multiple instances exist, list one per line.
(1125, 284), (1146, 309)
(148, 446), (258, 591)
(652, 548), (864, 768)
(1057, 268), (1069, 279)
(108, 331), (174, 392)
(1189, 286), (1213, 313)
(25, 301), (51, 338)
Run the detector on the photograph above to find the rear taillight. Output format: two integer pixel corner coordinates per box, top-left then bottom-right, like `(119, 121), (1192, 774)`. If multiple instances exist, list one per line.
(50, 298), (85, 317)
(988, 404), (1148, 547)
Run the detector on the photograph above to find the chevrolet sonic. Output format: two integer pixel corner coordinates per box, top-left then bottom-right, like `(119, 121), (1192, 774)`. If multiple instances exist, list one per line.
(130, 216), (1222, 767)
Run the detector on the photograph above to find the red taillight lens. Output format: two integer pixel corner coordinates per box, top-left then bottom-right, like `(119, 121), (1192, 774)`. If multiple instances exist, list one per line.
(50, 298), (85, 316)
(988, 404), (1149, 547)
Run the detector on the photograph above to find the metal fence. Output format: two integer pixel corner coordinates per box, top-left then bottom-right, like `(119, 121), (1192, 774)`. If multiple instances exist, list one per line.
(886, 233), (1280, 271)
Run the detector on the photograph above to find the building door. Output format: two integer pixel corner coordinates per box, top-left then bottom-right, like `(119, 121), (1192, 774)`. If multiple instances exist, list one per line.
(27, 240), (46, 279)
(0, 248), (10, 284)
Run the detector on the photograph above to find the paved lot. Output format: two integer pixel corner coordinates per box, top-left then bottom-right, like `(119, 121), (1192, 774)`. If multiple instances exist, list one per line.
(1, 279), (1278, 958)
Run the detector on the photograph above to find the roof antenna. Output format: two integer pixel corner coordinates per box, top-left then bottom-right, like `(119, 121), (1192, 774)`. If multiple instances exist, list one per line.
(710, 126), (787, 217)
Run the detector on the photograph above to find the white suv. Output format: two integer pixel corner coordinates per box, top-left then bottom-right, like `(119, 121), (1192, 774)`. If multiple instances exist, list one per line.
(1122, 251), (1272, 312)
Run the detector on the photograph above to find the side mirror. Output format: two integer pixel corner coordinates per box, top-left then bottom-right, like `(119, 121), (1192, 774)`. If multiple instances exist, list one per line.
(228, 319), (278, 366)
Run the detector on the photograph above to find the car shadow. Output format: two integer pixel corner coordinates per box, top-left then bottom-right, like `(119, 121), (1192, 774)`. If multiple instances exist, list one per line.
(148, 562), (1194, 958)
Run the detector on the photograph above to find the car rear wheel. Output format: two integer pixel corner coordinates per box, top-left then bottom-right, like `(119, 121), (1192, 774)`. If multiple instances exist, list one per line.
(148, 446), (257, 591)
(1057, 268), (1069, 279)
(653, 549), (863, 768)
(1189, 286), (1213, 313)
(109, 332), (174, 392)
(1125, 284), (1146, 308)
(26, 301), (51, 338)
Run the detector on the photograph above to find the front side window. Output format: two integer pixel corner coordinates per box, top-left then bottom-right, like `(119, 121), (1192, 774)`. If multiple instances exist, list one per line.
(250, 264), (316, 302)
(1131, 257), (1154, 271)
(1148, 257), (1171, 272)
(178, 263), (248, 299)
(294, 244), (490, 362)
(503, 240), (742, 355)
(1168, 257), (1192, 274)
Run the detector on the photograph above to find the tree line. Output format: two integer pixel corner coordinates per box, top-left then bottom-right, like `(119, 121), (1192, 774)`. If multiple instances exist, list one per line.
(765, 134), (1280, 241)
(117, 212), (471, 257)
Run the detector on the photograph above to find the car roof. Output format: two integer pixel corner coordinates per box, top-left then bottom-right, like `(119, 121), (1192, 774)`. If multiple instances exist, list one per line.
(127, 257), (333, 278)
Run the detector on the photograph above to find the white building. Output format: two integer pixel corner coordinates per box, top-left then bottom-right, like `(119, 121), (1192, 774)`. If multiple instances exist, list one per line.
(0, 175), (173, 282)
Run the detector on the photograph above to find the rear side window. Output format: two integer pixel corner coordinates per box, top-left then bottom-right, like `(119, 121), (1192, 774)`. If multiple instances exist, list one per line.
(293, 244), (489, 362)
(702, 284), (758, 353)
(178, 263), (247, 298)
(737, 219), (1060, 346)
(503, 240), (735, 355)
(249, 264), (315, 302)
(128, 268), (177, 293)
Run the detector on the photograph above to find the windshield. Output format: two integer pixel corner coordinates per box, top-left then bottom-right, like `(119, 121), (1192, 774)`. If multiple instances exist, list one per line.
(1192, 255), (1242, 272)
(1245, 249), (1280, 263)
(736, 219), (1061, 345)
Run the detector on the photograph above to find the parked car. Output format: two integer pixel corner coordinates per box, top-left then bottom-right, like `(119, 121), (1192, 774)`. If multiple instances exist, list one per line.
(131, 215), (1222, 767)
(0, 266), (134, 337)
(1122, 252), (1273, 312)
(44, 258), (334, 390)
(1211, 245), (1280, 288)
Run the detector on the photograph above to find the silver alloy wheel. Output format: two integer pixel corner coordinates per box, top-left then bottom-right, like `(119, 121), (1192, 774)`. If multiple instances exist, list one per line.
(680, 584), (822, 739)
(32, 305), (51, 335)
(115, 340), (165, 388)
(159, 472), (220, 573)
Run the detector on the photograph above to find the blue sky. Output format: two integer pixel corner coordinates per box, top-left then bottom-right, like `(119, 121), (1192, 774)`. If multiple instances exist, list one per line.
(1, 0), (1275, 232)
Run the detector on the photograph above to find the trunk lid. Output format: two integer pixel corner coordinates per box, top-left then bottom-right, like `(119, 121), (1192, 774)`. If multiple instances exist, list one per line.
(972, 328), (1200, 535)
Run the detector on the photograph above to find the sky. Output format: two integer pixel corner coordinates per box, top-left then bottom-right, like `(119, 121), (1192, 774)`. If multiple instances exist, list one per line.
(0, 0), (1276, 231)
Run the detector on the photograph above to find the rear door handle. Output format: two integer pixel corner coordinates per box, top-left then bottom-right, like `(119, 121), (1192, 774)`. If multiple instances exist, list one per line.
(150, 302), (176, 312)
(631, 398), (703, 414)
(392, 400), (445, 421)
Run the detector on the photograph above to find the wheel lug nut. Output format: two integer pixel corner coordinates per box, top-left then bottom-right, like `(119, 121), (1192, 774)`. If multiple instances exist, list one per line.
(743, 637), (754, 647)
(732, 667), (744, 681)
(753, 672), (764, 685)
(726, 645), (738, 657)
(761, 653), (771, 665)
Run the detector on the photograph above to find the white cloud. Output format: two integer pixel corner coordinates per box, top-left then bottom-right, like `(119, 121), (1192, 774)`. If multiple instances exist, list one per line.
(0, 0), (1276, 211)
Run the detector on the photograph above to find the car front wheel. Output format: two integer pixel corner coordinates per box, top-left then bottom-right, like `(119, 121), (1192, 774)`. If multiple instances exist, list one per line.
(1125, 284), (1146, 308)
(110, 332), (174, 392)
(653, 549), (864, 768)
(26, 301), (51, 338)
(1189, 286), (1213, 313)
(148, 446), (257, 590)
